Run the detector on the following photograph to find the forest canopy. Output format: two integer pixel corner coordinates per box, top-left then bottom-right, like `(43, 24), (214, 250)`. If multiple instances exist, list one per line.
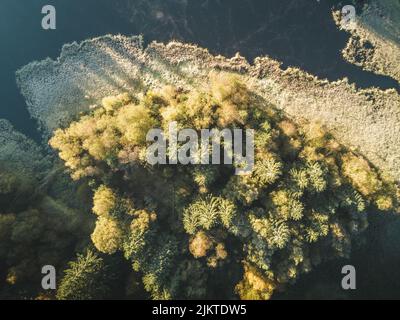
(48, 72), (399, 299)
(0, 120), (93, 299)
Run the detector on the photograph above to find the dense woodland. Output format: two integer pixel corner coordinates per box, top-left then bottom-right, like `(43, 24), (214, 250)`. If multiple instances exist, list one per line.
(1, 72), (398, 299)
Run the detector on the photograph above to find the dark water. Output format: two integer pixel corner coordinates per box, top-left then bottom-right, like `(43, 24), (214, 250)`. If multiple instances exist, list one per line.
(1, 0), (399, 299)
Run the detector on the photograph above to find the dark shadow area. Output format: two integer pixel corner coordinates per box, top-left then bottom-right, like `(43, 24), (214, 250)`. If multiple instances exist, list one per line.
(273, 212), (400, 300)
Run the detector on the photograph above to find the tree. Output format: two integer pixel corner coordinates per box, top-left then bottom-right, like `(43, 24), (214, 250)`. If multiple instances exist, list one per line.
(91, 216), (123, 254)
(57, 250), (115, 300)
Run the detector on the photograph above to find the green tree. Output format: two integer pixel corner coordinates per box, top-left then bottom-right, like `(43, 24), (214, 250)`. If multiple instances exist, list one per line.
(57, 250), (115, 300)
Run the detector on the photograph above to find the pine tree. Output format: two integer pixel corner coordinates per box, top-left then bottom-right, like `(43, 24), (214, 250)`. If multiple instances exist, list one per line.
(57, 250), (115, 300)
